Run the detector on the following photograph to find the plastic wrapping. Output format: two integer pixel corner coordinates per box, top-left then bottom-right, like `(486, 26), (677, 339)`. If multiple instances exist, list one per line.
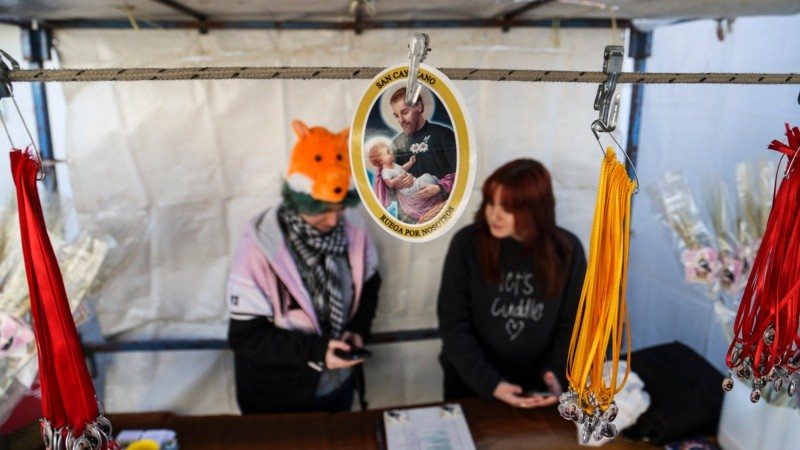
(648, 171), (718, 290)
(72, 204), (151, 319)
(733, 160), (775, 288)
(0, 195), (148, 422)
(706, 182), (743, 301)
(649, 164), (775, 303)
(0, 312), (38, 424)
(0, 198), (149, 324)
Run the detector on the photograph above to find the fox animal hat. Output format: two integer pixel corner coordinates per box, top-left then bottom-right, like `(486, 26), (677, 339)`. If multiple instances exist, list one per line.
(282, 120), (360, 214)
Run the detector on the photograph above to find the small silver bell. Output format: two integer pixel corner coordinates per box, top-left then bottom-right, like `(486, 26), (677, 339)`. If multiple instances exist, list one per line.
(41, 421), (53, 450)
(581, 421), (593, 445)
(750, 388), (761, 403)
(566, 403), (578, 421)
(84, 425), (103, 450)
(73, 435), (91, 450)
(52, 431), (62, 450)
(790, 350), (800, 367)
(788, 380), (797, 397)
(583, 415), (599, 443)
(768, 367), (777, 381)
(606, 403), (618, 422)
(763, 326), (775, 345)
(593, 422), (605, 441)
(603, 422), (619, 438)
(65, 431), (75, 450)
(774, 377), (784, 391)
(737, 365), (751, 380)
(722, 376), (734, 392)
(96, 416), (112, 437)
(559, 402), (575, 421)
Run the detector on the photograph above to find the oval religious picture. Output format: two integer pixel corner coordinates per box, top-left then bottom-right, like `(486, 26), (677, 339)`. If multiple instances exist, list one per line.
(350, 62), (476, 242)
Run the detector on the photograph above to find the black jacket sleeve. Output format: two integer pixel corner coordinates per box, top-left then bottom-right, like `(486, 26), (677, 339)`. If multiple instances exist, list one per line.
(544, 232), (587, 390)
(437, 230), (504, 399)
(228, 316), (328, 368)
(346, 272), (382, 341)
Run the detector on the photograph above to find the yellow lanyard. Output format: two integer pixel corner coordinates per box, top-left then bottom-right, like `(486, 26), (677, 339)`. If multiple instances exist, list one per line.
(566, 148), (635, 416)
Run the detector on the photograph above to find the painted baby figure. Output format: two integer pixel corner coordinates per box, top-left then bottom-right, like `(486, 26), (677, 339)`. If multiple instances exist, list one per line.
(368, 141), (439, 197)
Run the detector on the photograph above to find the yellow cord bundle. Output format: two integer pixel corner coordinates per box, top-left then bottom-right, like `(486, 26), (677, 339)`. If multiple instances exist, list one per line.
(559, 148), (636, 443)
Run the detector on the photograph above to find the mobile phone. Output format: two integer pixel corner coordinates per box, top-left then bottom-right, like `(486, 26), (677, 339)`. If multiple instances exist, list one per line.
(334, 347), (372, 360)
(521, 390), (555, 398)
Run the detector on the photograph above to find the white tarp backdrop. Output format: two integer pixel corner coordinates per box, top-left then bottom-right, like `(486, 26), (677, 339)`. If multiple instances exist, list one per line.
(54, 27), (625, 413)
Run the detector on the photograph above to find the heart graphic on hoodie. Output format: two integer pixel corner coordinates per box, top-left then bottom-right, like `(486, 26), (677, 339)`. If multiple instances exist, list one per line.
(505, 318), (525, 341)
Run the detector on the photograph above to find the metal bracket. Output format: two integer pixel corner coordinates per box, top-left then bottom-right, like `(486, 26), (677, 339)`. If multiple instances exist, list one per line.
(593, 45), (624, 132)
(406, 33), (431, 106)
(0, 48), (20, 99)
(0, 49), (47, 181)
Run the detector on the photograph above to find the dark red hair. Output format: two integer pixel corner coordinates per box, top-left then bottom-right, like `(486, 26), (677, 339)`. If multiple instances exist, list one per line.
(474, 158), (572, 298)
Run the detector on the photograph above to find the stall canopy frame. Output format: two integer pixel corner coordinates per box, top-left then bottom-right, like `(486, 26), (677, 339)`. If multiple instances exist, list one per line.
(0, 15), (797, 366)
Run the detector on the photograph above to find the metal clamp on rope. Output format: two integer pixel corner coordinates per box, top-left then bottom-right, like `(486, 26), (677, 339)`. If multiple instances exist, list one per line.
(405, 33), (431, 106)
(0, 48), (20, 99)
(0, 48), (47, 180)
(593, 45), (624, 132)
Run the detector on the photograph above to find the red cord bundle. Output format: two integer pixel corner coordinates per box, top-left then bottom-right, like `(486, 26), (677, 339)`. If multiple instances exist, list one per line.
(11, 149), (116, 450)
(723, 124), (800, 402)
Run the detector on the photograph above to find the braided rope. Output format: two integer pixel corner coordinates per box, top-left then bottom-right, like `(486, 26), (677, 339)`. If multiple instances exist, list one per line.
(7, 66), (800, 84)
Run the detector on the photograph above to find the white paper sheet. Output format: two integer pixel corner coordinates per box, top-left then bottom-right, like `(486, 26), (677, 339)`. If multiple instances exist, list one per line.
(384, 403), (476, 450)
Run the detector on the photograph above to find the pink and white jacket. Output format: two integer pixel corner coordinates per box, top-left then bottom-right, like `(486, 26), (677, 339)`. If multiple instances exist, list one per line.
(226, 205), (381, 413)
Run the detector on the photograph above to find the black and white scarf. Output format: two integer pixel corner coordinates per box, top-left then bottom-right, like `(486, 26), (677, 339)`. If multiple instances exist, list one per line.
(279, 206), (348, 338)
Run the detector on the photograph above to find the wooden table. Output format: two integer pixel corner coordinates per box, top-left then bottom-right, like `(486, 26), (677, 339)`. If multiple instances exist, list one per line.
(101, 398), (660, 450)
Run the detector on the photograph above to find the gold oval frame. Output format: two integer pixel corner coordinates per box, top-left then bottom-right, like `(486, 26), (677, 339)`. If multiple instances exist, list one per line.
(350, 63), (476, 242)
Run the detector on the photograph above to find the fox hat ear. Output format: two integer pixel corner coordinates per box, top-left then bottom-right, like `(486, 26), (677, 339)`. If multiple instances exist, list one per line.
(337, 127), (350, 141)
(291, 120), (311, 140)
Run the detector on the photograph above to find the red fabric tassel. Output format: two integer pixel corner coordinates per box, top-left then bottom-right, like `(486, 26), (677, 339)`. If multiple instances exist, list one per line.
(766, 123), (800, 159)
(10, 149), (100, 435)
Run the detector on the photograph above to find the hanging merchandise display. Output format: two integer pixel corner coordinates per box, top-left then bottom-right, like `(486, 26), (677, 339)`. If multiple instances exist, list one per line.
(11, 149), (116, 450)
(11, 147), (117, 450)
(723, 123), (800, 404)
(11, 149), (117, 450)
(0, 48), (117, 448)
(560, 148), (637, 443)
(349, 33), (476, 242)
(558, 45), (638, 445)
